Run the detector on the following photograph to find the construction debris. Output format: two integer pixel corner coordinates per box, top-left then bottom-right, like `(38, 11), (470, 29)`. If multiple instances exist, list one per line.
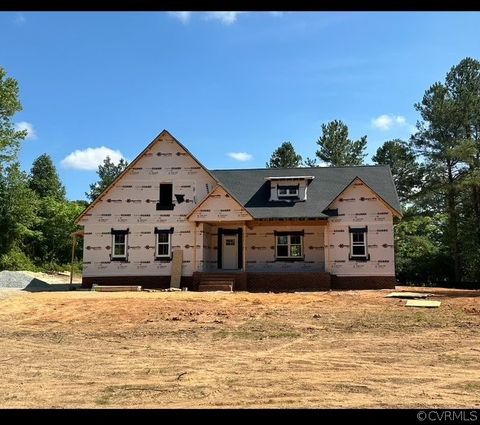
(0, 271), (43, 289)
(405, 300), (441, 308)
(92, 284), (142, 292)
(0, 271), (75, 291)
(385, 292), (430, 299)
(142, 288), (185, 292)
(170, 250), (183, 289)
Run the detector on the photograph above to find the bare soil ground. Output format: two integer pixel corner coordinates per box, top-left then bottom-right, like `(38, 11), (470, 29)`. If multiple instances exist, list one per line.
(0, 286), (479, 408)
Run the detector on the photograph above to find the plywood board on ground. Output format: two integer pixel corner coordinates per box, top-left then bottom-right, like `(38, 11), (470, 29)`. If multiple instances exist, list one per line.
(170, 250), (183, 289)
(92, 285), (142, 292)
(385, 292), (430, 299)
(406, 300), (441, 308)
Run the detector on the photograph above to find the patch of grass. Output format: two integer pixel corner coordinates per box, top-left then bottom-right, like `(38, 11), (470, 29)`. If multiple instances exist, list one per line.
(94, 386), (117, 405)
(460, 382), (480, 392)
(214, 320), (300, 340)
(370, 377), (434, 385)
(330, 306), (472, 333)
(331, 383), (372, 394)
(443, 380), (480, 392)
(94, 396), (111, 405)
(214, 328), (268, 340)
(437, 353), (478, 366)
(269, 330), (300, 338)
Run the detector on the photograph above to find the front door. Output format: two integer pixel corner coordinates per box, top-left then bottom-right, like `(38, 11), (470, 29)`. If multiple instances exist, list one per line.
(222, 234), (238, 269)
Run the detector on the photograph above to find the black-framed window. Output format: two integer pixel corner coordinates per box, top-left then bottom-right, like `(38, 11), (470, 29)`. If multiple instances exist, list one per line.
(111, 229), (129, 260)
(154, 227), (174, 260)
(277, 185), (299, 198)
(156, 232), (171, 258)
(157, 183), (174, 210)
(349, 227), (368, 260)
(276, 233), (303, 259)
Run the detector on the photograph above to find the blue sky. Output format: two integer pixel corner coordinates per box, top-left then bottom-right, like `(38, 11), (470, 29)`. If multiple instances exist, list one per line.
(2, 11), (480, 200)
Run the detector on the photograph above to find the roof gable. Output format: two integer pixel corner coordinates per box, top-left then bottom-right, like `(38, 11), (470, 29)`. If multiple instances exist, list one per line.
(187, 185), (253, 222)
(327, 176), (402, 217)
(75, 130), (219, 224)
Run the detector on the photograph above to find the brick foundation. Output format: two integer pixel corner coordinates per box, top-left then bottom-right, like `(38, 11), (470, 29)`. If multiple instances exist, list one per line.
(246, 272), (331, 292)
(331, 275), (396, 290)
(82, 273), (396, 291)
(82, 276), (193, 290)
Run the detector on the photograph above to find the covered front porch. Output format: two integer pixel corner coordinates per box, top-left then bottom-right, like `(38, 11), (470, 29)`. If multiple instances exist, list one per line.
(189, 219), (330, 291)
(192, 220), (249, 291)
(186, 184), (330, 291)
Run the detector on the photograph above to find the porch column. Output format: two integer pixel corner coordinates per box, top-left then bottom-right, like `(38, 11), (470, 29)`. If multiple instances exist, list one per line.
(324, 223), (329, 272)
(193, 222), (198, 272)
(242, 222), (247, 271)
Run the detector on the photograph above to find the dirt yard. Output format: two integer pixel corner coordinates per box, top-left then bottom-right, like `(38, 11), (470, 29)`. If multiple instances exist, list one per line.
(19, 270), (83, 284)
(0, 286), (479, 408)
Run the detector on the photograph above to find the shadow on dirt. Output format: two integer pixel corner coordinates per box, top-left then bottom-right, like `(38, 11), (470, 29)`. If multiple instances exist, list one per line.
(22, 278), (81, 292)
(396, 286), (480, 298)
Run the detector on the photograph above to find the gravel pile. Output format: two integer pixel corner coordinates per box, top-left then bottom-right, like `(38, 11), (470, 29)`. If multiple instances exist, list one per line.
(0, 271), (49, 290)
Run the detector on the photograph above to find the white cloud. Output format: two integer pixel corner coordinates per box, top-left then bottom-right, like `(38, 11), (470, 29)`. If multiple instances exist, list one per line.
(371, 114), (408, 131)
(227, 152), (253, 161)
(14, 13), (26, 25)
(15, 121), (37, 140)
(61, 146), (125, 171)
(168, 12), (192, 24)
(205, 12), (244, 25)
(168, 11), (281, 25)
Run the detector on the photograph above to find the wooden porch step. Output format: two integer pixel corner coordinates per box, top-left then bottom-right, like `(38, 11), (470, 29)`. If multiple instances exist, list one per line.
(199, 276), (236, 281)
(198, 281), (233, 292)
(196, 273), (239, 278)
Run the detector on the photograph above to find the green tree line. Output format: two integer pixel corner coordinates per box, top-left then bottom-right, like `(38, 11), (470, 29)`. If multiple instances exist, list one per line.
(266, 57), (480, 285)
(0, 66), (127, 272)
(2, 58), (480, 285)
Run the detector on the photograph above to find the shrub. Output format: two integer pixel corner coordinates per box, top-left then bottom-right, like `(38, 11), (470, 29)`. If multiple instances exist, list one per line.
(0, 248), (38, 271)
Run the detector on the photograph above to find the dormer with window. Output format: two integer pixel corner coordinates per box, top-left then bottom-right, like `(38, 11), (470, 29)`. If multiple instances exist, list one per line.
(266, 176), (314, 202)
(277, 185), (299, 198)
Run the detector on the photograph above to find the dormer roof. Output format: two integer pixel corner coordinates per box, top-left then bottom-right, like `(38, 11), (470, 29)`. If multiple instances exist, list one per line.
(212, 166), (402, 219)
(265, 176), (315, 181)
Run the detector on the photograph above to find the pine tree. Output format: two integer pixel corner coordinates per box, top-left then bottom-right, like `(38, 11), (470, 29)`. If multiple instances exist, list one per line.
(29, 153), (66, 200)
(266, 141), (302, 168)
(0, 66), (28, 166)
(315, 120), (367, 166)
(302, 157), (318, 167)
(0, 162), (39, 257)
(372, 139), (423, 205)
(86, 156), (129, 201)
(412, 82), (470, 283)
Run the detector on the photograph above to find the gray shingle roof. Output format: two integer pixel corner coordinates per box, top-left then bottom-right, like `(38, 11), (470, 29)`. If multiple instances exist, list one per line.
(210, 166), (401, 219)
